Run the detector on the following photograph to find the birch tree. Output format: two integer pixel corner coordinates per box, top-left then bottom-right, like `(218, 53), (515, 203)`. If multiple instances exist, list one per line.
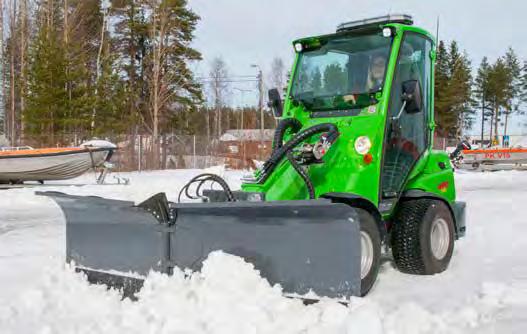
(209, 56), (229, 138)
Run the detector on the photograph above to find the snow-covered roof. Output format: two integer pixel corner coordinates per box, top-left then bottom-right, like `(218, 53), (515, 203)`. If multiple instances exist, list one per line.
(220, 129), (275, 142)
(80, 140), (117, 149)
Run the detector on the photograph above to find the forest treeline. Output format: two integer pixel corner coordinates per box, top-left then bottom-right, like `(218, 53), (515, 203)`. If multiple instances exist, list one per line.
(0, 0), (526, 147)
(435, 41), (526, 142)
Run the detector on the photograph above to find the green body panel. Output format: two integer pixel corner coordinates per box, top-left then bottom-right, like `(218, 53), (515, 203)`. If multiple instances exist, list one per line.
(243, 107), (386, 205)
(405, 150), (456, 202)
(242, 22), (455, 218)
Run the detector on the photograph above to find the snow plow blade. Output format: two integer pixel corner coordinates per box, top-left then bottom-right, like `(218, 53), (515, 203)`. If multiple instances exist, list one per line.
(39, 192), (362, 299)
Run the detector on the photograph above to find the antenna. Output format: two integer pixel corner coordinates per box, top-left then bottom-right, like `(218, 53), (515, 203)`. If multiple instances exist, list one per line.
(435, 15), (440, 51)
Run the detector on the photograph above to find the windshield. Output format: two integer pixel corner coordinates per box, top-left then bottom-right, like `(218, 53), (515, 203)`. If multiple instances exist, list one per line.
(291, 31), (392, 111)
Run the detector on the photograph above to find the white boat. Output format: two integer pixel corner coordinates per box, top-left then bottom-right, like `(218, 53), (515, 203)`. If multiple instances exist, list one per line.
(0, 141), (116, 183)
(460, 147), (527, 170)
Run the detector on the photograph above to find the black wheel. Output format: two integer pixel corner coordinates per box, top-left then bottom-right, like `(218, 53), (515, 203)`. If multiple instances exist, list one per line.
(391, 199), (455, 275)
(357, 209), (382, 296)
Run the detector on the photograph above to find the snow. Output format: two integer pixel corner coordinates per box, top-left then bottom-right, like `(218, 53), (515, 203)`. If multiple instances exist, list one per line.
(0, 169), (526, 333)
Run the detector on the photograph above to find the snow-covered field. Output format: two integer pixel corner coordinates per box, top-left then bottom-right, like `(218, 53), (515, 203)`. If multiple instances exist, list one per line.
(0, 169), (525, 333)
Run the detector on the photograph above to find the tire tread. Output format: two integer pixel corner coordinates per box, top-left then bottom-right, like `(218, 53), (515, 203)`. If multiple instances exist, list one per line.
(391, 198), (432, 274)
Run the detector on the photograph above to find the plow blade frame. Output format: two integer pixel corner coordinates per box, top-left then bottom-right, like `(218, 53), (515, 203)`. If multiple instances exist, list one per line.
(40, 192), (363, 299)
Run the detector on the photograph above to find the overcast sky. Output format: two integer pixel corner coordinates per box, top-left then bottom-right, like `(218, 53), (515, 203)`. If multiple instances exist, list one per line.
(188, 0), (527, 135)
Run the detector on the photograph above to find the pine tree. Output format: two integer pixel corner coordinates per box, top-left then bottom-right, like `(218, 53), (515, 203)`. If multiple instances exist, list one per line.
(93, 42), (129, 136)
(487, 58), (509, 141)
(449, 46), (473, 136)
(311, 68), (322, 93)
(502, 47), (522, 136)
(64, 0), (105, 137)
(473, 57), (492, 144)
(434, 41), (455, 137)
(112, 0), (150, 132)
(434, 40), (473, 138)
(522, 60), (527, 104)
(323, 63), (346, 94)
(23, 0), (99, 144)
(25, 5), (68, 145)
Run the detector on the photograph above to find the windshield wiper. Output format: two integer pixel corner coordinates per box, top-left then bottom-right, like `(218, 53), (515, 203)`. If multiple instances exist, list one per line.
(291, 92), (378, 112)
(290, 93), (315, 109)
(312, 94), (378, 111)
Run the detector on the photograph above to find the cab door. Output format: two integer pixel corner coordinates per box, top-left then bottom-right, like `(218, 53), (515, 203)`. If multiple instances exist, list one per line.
(381, 32), (433, 201)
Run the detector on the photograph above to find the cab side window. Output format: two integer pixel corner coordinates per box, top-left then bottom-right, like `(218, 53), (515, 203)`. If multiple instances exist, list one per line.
(381, 33), (432, 197)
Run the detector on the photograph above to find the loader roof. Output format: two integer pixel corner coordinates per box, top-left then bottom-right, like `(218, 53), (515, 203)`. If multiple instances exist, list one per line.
(292, 14), (435, 51)
(337, 14), (413, 32)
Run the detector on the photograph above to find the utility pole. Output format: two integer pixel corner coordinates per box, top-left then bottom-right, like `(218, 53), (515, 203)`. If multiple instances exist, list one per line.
(0, 0), (4, 136)
(234, 87), (252, 169)
(92, 0), (110, 131)
(252, 64), (264, 159)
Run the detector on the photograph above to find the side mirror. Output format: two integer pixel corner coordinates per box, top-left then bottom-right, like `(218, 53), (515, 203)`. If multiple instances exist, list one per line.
(401, 80), (423, 114)
(268, 88), (283, 117)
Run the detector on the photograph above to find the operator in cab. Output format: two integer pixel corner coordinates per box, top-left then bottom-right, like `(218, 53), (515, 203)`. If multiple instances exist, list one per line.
(366, 53), (386, 92)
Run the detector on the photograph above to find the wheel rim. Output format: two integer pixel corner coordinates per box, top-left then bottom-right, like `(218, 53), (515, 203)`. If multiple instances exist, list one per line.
(430, 218), (450, 260)
(360, 231), (374, 280)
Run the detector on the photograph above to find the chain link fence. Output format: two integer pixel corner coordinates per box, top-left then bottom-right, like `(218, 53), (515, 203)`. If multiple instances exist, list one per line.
(18, 133), (275, 171)
(19, 132), (514, 171)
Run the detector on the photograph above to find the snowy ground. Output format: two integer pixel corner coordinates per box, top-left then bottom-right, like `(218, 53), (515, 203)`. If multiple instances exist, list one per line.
(0, 168), (526, 333)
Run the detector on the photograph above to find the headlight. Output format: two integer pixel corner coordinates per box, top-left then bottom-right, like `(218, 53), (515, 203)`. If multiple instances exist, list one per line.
(354, 136), (372, 155)
(294, 43), (303, 53)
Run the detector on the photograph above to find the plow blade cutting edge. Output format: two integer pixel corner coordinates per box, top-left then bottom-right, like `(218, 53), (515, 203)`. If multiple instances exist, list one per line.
(40, 191), (363, 299)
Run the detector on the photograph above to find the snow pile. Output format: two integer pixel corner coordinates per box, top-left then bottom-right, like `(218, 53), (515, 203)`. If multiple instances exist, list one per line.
(0, 169), (526, 333)
(1, 251), (525, 334)
(0, 252), (384, 334)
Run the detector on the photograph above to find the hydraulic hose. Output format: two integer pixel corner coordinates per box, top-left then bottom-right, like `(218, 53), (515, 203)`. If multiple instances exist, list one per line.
(271, 118), (316, 199)
(272, 118), (302, 152)
(178, 122), (339, 203)
(259, 123), (339, 185)
(178, 173), (235, 202)
(286, 151), (316, 199)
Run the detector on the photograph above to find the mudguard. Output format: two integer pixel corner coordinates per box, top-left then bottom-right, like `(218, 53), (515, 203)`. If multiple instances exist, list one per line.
(402, 189), (467, 239)
(39, 192), (363, 299)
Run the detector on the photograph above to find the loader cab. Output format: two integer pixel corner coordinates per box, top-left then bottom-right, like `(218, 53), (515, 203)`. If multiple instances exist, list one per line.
(250, 15), (438, 209)
(284, 15), (435, 205)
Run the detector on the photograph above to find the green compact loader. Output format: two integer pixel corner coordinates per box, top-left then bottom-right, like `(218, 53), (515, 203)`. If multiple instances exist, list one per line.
(42, 14), (466, 299)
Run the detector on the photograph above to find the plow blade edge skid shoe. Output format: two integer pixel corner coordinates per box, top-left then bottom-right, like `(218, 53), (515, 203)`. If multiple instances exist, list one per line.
(40, 192), (362, 299)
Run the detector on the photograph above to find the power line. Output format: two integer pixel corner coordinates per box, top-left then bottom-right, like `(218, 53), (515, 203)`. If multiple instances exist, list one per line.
(196, 75), (258, 80)
(197, 79), (259, 83)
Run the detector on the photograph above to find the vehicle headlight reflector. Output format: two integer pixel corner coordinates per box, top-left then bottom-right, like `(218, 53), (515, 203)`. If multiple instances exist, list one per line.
(294, 43), (303, 53)
(354, 136), (372, 155)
